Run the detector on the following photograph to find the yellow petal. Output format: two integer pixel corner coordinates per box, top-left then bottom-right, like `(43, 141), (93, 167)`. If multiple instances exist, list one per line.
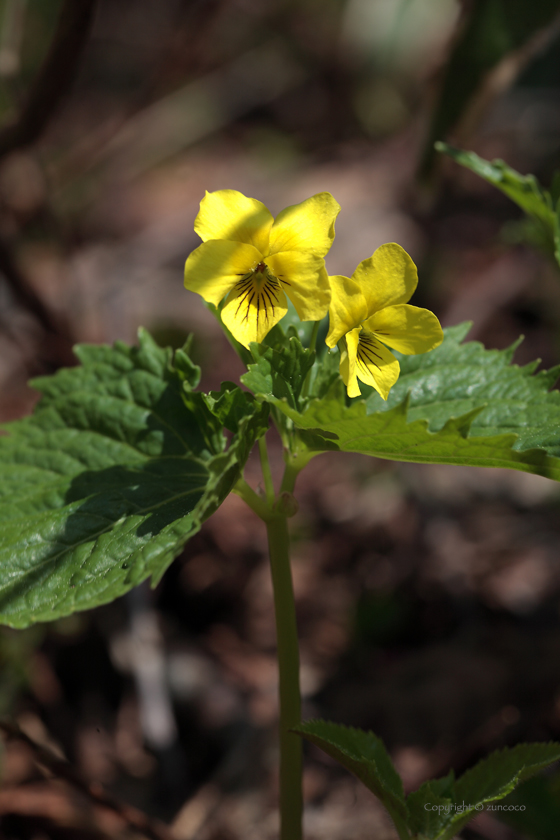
(364, 304), (444, 355)
(194, 190), (273, 253)
(265, 251), (331, 321)
(184, 240), (262, 306)
(221, 272), (288, 348)
(355, 332), (400, 400)
(326, 274), (369, 347)
(268, 192), (340, 257)
(340, 327), (362, 398)
(352, 243), (418, 317)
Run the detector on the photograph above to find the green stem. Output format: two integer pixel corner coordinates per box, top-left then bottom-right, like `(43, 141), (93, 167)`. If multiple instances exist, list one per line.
(308, 320), (320, 352)
(258, 435), (275, 506)
(266, 513), (303, 840)
(388, 806), (412, 840)
(236, 453), (307, 838)
(300, 321), (320, 401)
(281, 446), (314, 495)
(280, 460), (300, 495)
(232, 477), (270, 520)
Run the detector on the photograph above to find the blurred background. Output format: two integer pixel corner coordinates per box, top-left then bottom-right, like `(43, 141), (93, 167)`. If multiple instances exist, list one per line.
(1, 1), (560, 838)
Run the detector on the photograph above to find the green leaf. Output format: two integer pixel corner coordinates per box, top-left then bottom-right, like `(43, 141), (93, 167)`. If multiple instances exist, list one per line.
(435, 743), (560, 840)
(202, 381), (269, 435)
(173, 336), (202, 387)
(421, 0), (560, 175)
(0, 329), (266, 628)
(366, 323), (560, 454)
(307, 345), (342, 401)
(436, 143), (556, 254)
(406, 775), (455, 838)
(241, 336), (316, 412)
(268, 324), (560, 481)
(437, 144), (560, 270)
(293, 720), (409, 833)
(455, 743), (560, 805)
(296, 720), (560, 840)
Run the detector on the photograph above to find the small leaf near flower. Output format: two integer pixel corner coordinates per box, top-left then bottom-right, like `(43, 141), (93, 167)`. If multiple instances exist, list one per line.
(326, 243), (443, 399)
(184, 189), (340, 348)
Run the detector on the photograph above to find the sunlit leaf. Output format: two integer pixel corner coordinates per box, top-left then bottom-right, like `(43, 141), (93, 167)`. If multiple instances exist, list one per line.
(241, 337), (316, 412)
(253, 325), (560, 480)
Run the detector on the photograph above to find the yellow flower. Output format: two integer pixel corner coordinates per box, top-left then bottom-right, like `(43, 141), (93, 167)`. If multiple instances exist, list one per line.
(184, 189), (341, 348)
(326, 243), (443, 400)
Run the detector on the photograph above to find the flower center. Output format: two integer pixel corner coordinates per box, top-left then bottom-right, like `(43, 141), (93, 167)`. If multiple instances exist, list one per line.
(234, 264), (282, 328)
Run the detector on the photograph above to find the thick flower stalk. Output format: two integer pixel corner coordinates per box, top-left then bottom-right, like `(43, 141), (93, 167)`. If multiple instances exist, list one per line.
(184, 189), (340, 348)
(326, 243), (443, 399)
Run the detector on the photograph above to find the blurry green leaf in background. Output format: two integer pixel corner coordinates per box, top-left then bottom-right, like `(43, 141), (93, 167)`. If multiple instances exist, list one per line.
(420, 0), (560, 176)
(437, 143), (560, 269)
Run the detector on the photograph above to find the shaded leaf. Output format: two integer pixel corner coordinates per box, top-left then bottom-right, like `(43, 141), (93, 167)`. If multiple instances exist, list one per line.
(297, 720), (560, 840)
(294, 720), (409, 833)
(0, 330), (265, 628)
(436, 143), (557, 255)
(455, 743), (560, 804)
(407, 774), (455, 838)
(435, 743), (560, 840)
